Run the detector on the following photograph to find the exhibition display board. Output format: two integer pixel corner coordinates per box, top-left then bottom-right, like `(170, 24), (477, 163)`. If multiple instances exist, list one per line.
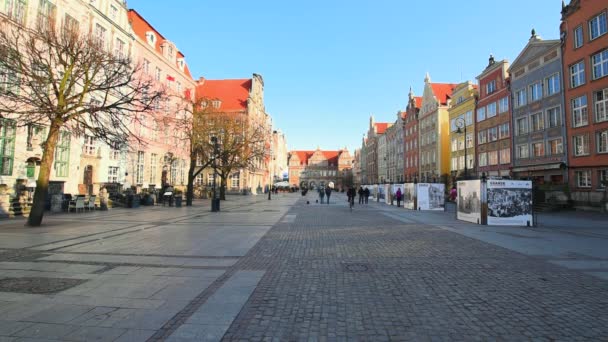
(457, 180), (482, 224)
(384, 184), (391, 204)
(456, 179), (533, 226)
(416, 183), (445, 210)
(403, 183), (415, 209)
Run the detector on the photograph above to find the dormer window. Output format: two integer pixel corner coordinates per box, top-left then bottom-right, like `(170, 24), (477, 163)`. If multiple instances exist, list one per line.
(177, 58), (185, 71)
(212, 100), (221, 109)
(145, 31), (156, 46)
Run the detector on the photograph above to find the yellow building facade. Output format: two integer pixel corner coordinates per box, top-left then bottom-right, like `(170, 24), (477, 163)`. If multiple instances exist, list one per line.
(448, 82), (478, 182)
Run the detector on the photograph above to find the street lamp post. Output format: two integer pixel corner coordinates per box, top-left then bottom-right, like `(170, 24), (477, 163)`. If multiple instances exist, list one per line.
(211, 136), (220, 212)
(455, 117), (468, 180)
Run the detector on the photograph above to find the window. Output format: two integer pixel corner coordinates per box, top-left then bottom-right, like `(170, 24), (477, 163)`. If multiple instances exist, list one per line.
(591, 49), (608, 80)
(546, 74), (560, 96)
(486, 80), (496, 95)
(488, 151), (498, 165)
(570, 61), (585, 88)
(576, 171), (591, 188)
(517, 144), (529, 159)
(476, 107), (486, 122)
(573, 134), (590, 156)
(529, 82), (542, 102)
(108, 166), (119, 183)
(54, 131), (70, 177)
(0, 50), (19, 94)
(94, 24), (107, 48)
(487, 102), (497, 118)
(516, 117), (529, 135)
(135, 151), (145, 184)
(467, 154), (474, 169)
(114, 38), (125, 58)
(155, 67), (161, 81)
(457, 138), (465, 151)
(595, 89), (608, 123)
(231, 173), (240, 189)
(515, 89), (527, 108)
(574, 25), (584, 48)
(26, 124), (45, 150)
(548, 139), (563, 155)
(109, 5), (118, 21)
(498, 97), (509, 113)
(466, 133), (473, 148)
(451, 139), (458, 152)
(465, 110), (473, 125)
(572, 96), (588, 127)
(63, 14), (79, 36)
(500, 148), (510, 164)
(478, 152), (487, 167)
(37, 0), (57, 32)
(547, 107), (562, 127)
(477, 130), (487, 144)
(450, 118), (457, 132)
(458, 156), (465, 170)
(207, 173), (215, 186)
(108, 141), (120, 160)
(6, 0), (27, 25)
(499, 123), (510, 139)
(598, 130), (608, 153)
(83, 136), (96, 156)
(599, 170), (608, 188)
(532, 142), (544, 157)
(0, 119), (16, 175)
(488, 126), (498, 142)
(531, 112), (544, 132)
(451, 157), (458, 171)
(589, 12), (607, 40)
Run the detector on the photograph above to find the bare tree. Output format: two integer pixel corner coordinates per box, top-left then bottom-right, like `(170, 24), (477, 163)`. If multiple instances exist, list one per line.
(0, 17), (165, 226)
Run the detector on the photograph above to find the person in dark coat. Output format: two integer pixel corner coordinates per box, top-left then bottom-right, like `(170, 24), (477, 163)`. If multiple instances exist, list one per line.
(395, 188), (402, 207)
(325, 186), (332, 204)
(358, 187), (364, 204)
(363, 187), (370, 204)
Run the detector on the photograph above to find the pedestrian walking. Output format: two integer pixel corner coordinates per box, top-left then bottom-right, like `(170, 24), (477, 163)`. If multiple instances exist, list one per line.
(363, 187), (370, 204)
(358, 186), (364, 204)
(395, 188), (402, 207)
(325, 186), (332, 204)
(318, 187), (325, 204)
(449, 186), (457, 202)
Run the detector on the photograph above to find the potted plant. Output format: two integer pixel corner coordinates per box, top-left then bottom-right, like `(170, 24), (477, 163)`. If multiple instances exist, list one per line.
(174, 189), (183, 207)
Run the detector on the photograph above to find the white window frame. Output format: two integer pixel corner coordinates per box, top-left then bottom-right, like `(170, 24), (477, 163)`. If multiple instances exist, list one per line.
(529, 82), (542, 102)
(547, 106), (562, 128)
(108, 166), (119, 183)
(589, 12), (607, 41)
(498, 97), (509, 113)
(477, 130), (487, 144)
(574, 25), (584, 49)
(598, 130), (608, 154)
(596, 88), (608, 123)
(573, 134), (590, 156)
(83, 136), (96, 156)
(476, 107), (486, 122)
(488, 126), (498, 142)
(515, 88), (527, 108)
(488, 150), (498, 166)
(486, 80), (496, 95)
(516, 117), (529, 136)
(517, 144), (529, 159)
(136, 151), (145, 184)
(576, 170), (592, 188)
(499, 123), (510, 139)
(548, 138), (563, 156)
(487, 102), (497, 118)
(572, 95), (588, 128)
(591, 49), (608, 80)
(545, 73), (560, 96)
(500, 148), (510, 165)
(532, 141), (545, 157)
(531, 112), (544, 132)
(570, 61), (585, 88)
(478, 152), (487, 167)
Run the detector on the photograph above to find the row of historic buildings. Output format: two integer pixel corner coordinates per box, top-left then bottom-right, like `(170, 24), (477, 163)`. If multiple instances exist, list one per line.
(353, 0), (608, 208)
(0, 0), (288, 215)
(288, 148), (353, 190)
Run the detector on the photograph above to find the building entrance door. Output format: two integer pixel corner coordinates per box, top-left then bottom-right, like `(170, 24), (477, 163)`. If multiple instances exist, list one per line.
(83, 165), (93, 195)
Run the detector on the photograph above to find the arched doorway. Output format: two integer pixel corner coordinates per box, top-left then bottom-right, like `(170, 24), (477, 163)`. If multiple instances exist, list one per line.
(83, 165), (93, 195)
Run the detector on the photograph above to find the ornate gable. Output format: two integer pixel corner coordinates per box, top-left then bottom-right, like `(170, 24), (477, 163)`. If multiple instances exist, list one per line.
(420, 75), (438, 117)
(309, 149), (327, 167)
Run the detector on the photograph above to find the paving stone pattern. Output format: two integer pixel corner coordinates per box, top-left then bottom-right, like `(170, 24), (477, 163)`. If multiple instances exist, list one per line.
(222, 199), (608, 341)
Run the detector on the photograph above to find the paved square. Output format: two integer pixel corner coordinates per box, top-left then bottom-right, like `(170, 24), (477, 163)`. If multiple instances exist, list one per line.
(0, 194), (607, 341)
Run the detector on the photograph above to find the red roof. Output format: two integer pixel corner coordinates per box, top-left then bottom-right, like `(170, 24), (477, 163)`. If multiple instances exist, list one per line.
(291, 150), (342, 165)
(414, 97), (423, 108)
(196, 78), (252, 111)
(430, 83), (458, 105)
(375, 123), (390, 134)
(128, 10), (193, 79)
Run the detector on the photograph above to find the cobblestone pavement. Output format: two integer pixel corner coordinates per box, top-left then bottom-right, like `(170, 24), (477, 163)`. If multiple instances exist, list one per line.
(0, 194), (607, 341)
(221, 194), (608, 341)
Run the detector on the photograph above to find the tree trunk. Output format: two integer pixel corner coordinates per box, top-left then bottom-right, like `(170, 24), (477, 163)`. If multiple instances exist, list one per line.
(27, 120), (62, 227)
(220, 178), (227, 200)
(186, 155), (196, 206)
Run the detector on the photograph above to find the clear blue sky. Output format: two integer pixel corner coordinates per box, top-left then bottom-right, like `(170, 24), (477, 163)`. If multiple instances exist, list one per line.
(127, 0), (562, 153)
